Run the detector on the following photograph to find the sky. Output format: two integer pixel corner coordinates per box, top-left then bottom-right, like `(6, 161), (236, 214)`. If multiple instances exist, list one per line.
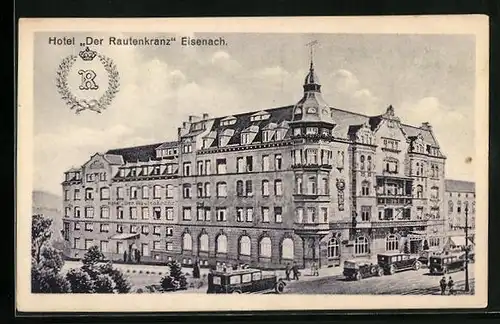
(32, 32), (476, 195)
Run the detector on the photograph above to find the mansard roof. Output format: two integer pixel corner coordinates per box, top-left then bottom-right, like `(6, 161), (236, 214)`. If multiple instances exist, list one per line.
(106, 142), (165, 163)
(155, 141), (179, 150)
(445, 179), (475, 193)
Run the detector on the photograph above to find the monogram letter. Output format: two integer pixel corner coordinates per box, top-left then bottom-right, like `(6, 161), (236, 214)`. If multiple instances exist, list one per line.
(78, 69), (99, 90)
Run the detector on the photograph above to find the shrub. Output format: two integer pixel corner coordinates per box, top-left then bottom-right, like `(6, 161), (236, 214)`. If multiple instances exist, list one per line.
(98, 262), (131, 293)
(66, 268), (94, 293)
(160, 275), (178, 291)
(136, 288), (144, 293)
(40, 246), (65, 273)
(32, 266), (70, 293)
(93, 274), (115, 293)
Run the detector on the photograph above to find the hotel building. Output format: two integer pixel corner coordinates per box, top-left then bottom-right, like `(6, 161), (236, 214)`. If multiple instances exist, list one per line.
(61, 59), (447, 269)
(444, 179), (475, 248)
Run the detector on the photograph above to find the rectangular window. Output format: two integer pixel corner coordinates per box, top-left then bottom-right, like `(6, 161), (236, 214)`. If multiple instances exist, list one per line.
(73, 237), (80, 249)
(183, 207), (192, 220)
(116, 241), (124, 254)
(321, 207), (328, 223)
(130, 187), (138, 199)
(85, 207), (94, 218)
(74, 222), (80, 230)
(74, 189), (81, 200)
(262, 180), (269, 196)
(116, 187), (124, 199)
(307, 207), (316, 223)
(65, 207), (71, 217)
(141, 225), (149, 234)
(246, 156), (253, 172)
(245, 180), (253, 196)
(296, 208), (304, 223)
(166, 185), (173, 198)
(153, 207), (161, 220)
(100, 188), (110, 200)
(197, 208), (204, 221)
(141, 243), (150, 256)
(85, 188), (94, 200)
(205, 208), (211, 221)
(204, 183), (211, 197)
(205, 160), (211, 175)
(153, 226), (161, 235)
(275, 207), (283, 223)
(99, 223), (109, 233)
(216, 182), (227, 197)
(275, 154), (282, 170)
(262, 155), (270, 171)
(274, 180), (283, 196)
(166, 207), (174, 220)
(129, 207), (137, 219)
(74, 207), (81, 218)
(197, 183), (204, 197)
(262, 207), (270, 222)
(100, 207), (109, 219)
(142, 186), (149, 199)
(183, 184), (192, 198)
(84, 239), (93, 250)
(246, 208), (253, 222)
(166, 165), (173, 174)
(197, 161), (204, 175)
(166, 227), (174, 236)
(116, 207), (123, 219)
(141, 207), (149, 220)
(237, 157), (245, 173)
(216, 208), (227, 221)
(153, 241), (161, 250)
(361, 206), (371, 222)
(100, 173), (107, 181)
(84, 222), (93, 232)
(236, 208), (244, 222)
(153, 185), (161, 198)
(130, 225), (137, 233)
(166, 242), (174, 251)
(183, 162), (191, 176)
(116, 224), (123, 233)
(216, 159), (227, 174)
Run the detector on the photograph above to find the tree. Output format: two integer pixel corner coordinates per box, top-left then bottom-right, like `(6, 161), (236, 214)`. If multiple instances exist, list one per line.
(32, 214), (53, 264)
(31, 214), (71, 293)
(192, 261), (200, 279)
(66, 268), (94, 293)
(82, 245), (105, 267)
(32, 266), (70, 293)
(160, 261), (187, 291)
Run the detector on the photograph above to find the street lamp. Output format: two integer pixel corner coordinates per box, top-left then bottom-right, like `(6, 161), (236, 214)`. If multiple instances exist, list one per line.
(456, 205), (471, 292)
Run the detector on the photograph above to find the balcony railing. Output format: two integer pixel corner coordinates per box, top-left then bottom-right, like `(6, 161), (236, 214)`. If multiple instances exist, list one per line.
(294, 222), (330, 234)
(291, 163), (333, 170)
(377, 197), (412, 205)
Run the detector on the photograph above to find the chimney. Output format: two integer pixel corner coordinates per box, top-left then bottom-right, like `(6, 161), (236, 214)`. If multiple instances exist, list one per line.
(177, 127), (182, 137)
(421, 122), (432, 130)
(182, 122), (189, 129)
(189, 115), (201, 123)
(202, 113), (209, 120)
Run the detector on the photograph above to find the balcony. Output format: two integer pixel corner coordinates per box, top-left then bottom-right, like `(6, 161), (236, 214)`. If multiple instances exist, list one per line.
(294, 222), (330, 235)
(291, 163), (333, 171)
(370, 219), (429, 228)
(292, 193), (331, 202)
(377, 197), (412, 205)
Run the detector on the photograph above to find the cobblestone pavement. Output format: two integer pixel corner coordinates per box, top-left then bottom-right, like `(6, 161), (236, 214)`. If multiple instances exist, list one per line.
(283, 264), (475, 295)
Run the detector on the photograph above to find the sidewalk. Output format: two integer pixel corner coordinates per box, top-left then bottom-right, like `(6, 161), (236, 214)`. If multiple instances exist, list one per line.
(264, 265), (344, 283)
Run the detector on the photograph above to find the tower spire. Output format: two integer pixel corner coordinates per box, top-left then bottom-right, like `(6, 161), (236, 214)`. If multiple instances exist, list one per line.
(306, 40), (318, 70)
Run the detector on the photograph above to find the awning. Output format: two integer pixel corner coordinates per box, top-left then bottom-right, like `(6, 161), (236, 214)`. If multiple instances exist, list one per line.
(407, 231), (426, 240)
(109, 233), (140, 240)
(448, 236), (474, 247)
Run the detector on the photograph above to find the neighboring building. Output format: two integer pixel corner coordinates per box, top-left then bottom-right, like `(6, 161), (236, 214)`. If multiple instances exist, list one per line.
(61, 59), (447, 269)
(444, 179), (475, 247)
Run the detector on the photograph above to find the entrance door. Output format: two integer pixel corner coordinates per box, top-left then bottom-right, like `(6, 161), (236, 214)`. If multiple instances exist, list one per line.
(410, 240), (420, 254)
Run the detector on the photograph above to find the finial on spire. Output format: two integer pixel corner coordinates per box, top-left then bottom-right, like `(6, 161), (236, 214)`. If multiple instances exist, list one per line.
(306, 40), (318, 70)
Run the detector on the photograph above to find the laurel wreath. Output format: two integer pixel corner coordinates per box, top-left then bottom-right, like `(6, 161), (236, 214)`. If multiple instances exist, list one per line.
(55, 53), (120, 114)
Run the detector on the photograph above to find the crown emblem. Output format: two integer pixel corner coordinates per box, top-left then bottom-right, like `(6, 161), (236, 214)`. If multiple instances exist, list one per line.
(79, 47), (97, 61)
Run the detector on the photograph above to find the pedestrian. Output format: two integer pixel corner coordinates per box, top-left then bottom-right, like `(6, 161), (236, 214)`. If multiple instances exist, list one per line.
(447, 276), (455, 295)
(285, 263), (291, 281)
(292, 262), (300, 281)
(123, 250), (127, 263)
(311, 261), (319, 276)
(439, 276), (447, 295)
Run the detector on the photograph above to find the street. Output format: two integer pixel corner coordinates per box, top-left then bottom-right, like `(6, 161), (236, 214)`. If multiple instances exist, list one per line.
(283, 264), (475, 295)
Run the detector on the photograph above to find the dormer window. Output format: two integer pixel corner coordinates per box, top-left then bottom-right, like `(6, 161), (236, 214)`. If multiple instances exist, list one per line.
(262, 130), (272, 142)
(294, 108), (302, 114)
(183, 144), (192, 153)
(306, 107), (317, 114)
(250, 111), (270, 122)
(293, 128), (301, 136)
(241, 133), (252, 145)
(203, 139), (212, 149)
(220, 116), (237, 126)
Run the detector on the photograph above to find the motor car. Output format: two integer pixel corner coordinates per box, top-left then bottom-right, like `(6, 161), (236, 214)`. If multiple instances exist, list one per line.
(429, 254), (465, 275)
(206, 268), (287, 294)
(377, 252), (421, 275)
(417, 248), (442, 266)
(343, 259), (383, 281)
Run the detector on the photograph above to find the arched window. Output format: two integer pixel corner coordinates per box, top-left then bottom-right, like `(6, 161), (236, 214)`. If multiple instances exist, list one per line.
(416, 162), (420, 176)
(182, 233), (192, 251)
(296, 176), (303, 194)
(327, 238), (340, 259)
(262, 180), (269, 196)
(416, 185), (423, 198)
(239, 236), (251, 256)
(360, 155), (365, 170)
(216, 182), (227, 197)
(296, 208), (304, 223)
(281, 238), (294, 260)
(153, 185), (161, 199)
(204, 182), (211, 197)
(472, 202), (476, 214)
(216, 234), (227, 254)
(259, 237), (272, 258)
(385, 234), (399, 251)
(361, 181), (370, 196)
(355, 236), (369, 255)
(448, 200), (454, 214)
(236, 180), (244, 197)
(367, 156), (372, 171)
(199, 233), (209, 252)
(457, 200), (462, 213)
(142, 185), (149, 199)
